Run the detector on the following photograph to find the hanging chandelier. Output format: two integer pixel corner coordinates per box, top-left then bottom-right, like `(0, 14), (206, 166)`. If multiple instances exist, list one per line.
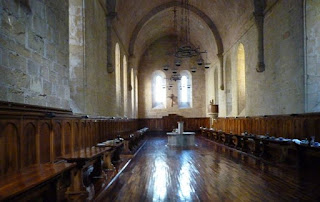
(175, 0), (206, 59)
(163, 0), (210, 77)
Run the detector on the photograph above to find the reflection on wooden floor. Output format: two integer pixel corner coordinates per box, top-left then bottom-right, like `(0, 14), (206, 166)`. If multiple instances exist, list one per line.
(96, 135), (320, 201)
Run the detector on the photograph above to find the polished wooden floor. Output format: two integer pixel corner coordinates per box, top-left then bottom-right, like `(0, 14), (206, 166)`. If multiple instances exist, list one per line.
(96, 135), (320, 202)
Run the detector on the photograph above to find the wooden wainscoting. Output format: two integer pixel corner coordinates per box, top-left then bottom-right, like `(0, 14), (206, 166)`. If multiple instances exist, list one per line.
(138, 114), (210, 132)
(0, 102), (138, 177)
(212, 113), (320, 139)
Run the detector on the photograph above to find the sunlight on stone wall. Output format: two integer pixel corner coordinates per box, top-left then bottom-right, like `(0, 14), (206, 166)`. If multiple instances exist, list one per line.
(237, 44), (246, 115)
(306, 0), (320, 112)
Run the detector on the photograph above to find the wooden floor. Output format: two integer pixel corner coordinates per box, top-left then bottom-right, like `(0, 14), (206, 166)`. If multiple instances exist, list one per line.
(96, 135), (320, 202)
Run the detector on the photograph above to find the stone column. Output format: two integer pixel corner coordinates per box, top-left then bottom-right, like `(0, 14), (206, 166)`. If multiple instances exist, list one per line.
(217, 53), (224, 90)
(253, 0), (266, 72)
(69, 0), (85, 113)
(106, 12), (117, 73)
(254, 12), (265, 72)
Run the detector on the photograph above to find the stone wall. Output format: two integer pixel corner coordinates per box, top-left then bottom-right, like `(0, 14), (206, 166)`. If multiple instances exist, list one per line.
(306, 0), (320, 112)
(69, 0), (84, 113)
(84, 0), (110, 116)
(138, 36), (206, 118)
(68, 0), (133, 117)
(208, 0), (305, 117)
(0, 0), (70, 109)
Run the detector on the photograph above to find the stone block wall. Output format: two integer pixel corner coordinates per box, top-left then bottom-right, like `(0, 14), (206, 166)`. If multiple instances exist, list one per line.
(68, 0), (129, 117)
(0, 0), (70, 109)
(69, 0), (84, 113)
(306, 0), (320, 112)
(208, 0), (305, 117)
(84, 0), (111, 116)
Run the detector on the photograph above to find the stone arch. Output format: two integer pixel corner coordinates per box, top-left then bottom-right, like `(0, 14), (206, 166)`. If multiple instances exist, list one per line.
(128, 1), (224, 57)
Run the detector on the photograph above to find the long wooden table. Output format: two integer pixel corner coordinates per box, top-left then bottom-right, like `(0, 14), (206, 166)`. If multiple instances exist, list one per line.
(201, 128), (295, 161)
(295, 144), (320, 167)
(0, 162), (75, 201)
(59, 147), (111, 196)
(97, 141), (124, 164)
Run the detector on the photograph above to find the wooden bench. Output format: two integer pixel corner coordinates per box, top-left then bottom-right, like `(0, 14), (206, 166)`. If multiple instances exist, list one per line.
(0, 162), (75, 201)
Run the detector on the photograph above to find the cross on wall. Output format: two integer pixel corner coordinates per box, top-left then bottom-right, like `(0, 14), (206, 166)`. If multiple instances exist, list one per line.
(168, 94), (178, 107)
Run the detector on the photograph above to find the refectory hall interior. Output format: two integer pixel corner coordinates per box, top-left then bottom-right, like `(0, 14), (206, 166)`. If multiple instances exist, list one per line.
(1, 0), (320, 201)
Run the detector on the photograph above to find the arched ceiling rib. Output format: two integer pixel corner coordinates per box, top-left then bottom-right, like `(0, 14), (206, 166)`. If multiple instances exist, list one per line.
(134, 8), (217, 66)
(128, 1), (223, 57)
(114, 0), (254, 55)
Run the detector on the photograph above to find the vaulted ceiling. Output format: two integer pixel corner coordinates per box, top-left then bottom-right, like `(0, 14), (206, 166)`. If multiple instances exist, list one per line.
(112, 0), (276, 66)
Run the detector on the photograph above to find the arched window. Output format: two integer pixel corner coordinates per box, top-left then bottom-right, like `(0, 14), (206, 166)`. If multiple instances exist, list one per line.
(178, 70), (192, 108)
(131, 68), (134, 117)
(115, 43), (121, 109)
(225, 55), (232, 116)
(123, 55), (128, 116)
(237, 43), (246, 115)
(152, 71), (166, 108)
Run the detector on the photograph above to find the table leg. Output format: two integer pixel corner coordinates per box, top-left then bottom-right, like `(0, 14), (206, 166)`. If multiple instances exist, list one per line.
(66, 165), (88, 197)
(123, 140), (131, 153)
(112, 145), (123, 163)
(254, 139), (262, 156)
(103, 151), (115, 170)
(279, 146), (289, 162)
(91, 157), (103, 178)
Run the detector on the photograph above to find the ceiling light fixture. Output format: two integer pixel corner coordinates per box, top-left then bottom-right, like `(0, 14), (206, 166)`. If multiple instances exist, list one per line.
(163, 0), (210, 77)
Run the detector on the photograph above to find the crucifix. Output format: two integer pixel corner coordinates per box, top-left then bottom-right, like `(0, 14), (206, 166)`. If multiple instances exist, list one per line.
(168, 94), (178, 107)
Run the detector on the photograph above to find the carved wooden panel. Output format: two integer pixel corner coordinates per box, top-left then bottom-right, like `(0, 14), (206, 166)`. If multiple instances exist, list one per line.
(53, 122), (62, 160)
(39, 122), (51, 163)
(74, 122), (80, 151)
(213, 114), (320, 140)
(64, 122), (72, 155)
(22, 122), (37, 168)
(0, 122), (20, 176)
(81, 122), (87, 149)
(87, 122), (92, 147)
(138, 116), (209, 132)
(0, 102), (141, 176)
